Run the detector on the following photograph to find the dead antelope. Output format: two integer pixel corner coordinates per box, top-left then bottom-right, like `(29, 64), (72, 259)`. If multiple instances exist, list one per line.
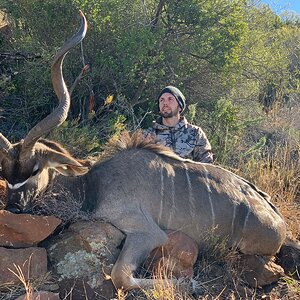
(0, 12), (290, 291)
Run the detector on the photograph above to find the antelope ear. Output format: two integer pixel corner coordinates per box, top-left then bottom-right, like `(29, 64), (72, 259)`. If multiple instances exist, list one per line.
(43, 150), (90, 176)
(53, 164), (89, 176)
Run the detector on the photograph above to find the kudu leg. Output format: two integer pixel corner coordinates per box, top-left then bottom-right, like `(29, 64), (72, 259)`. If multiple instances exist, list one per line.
(111, 231), (168, 290)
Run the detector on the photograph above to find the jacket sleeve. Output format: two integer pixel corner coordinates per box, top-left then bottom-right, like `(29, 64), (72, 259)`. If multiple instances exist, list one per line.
(193, 128), (214, 163)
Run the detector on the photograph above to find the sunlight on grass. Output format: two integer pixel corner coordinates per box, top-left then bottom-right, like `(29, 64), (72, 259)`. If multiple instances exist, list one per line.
(238, 141), (300, 238)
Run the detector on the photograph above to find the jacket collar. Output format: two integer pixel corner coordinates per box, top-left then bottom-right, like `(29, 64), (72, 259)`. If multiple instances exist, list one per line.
(152, 116), (188, 131)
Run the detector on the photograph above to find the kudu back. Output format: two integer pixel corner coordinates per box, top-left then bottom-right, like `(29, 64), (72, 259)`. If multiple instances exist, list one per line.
(0, 12), (287, 291)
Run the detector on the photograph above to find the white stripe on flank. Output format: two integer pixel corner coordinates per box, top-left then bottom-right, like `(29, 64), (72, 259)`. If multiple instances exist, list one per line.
(243, 209), (251, 233)
(202, 165), (215, 228)
(231, 204), (237, 236)
(167, 176), (176, 228)
(7, 180), (28, 190)
(158, 168), (164, 224)
(242, 198), (251, 233)
(183, 163), (196, 220)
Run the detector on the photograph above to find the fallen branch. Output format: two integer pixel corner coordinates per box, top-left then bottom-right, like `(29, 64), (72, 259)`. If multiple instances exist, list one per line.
(0, 51), (42, 61)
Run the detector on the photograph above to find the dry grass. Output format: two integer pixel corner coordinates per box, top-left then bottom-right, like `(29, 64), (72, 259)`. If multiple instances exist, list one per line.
(122, 263), (195, 300)
(30, 184), (93, 224)
(243, 143), (299, 202)
(0, 261), (53, 300)
(237, 141), (300, 238)
(8, 264), (34, 300)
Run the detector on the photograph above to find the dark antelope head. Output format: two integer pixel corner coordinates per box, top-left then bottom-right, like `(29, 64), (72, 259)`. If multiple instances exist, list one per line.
(0, 12), (89, 213)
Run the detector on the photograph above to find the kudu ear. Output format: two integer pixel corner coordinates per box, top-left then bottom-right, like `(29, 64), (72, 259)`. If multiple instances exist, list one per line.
(44, 149), (90, 176)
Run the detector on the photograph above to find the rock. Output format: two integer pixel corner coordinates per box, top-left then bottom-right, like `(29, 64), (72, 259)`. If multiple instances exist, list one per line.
(46, 220), (125, 299)
(240, 255), (284, 287)
(144, 230), (199, 278)
(15, 291), (60, 300)
(0, 247), (47, 284)
(0, 210), (61, 247)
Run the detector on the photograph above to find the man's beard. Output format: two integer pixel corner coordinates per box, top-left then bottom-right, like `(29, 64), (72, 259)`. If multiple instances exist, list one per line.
(159, 107), (180, 118)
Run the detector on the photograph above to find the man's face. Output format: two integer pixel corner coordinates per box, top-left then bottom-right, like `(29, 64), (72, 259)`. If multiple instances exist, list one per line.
(159, 92), (181, 118)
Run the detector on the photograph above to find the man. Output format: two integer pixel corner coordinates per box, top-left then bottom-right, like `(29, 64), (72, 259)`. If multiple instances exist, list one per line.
(144, 86), (213, 163)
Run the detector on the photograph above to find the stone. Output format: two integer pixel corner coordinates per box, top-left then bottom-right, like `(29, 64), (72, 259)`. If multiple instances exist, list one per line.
(0, 247), (47, 284)
(240, 255), (285, 287)
(15, 291), (60, 300)
(144, 230), (199, 278)
(46, 220), (125, 299)
(0, 210), (61, 247)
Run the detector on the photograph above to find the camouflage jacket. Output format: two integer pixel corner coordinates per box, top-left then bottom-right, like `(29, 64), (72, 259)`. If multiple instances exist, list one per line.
(144, 117), (213, 163)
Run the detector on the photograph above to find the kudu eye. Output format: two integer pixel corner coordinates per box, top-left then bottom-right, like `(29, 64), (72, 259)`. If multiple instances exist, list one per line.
(31, 163), (40, 177)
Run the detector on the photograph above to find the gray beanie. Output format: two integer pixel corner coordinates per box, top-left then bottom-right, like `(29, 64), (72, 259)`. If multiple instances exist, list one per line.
(157, 86), (186, 113)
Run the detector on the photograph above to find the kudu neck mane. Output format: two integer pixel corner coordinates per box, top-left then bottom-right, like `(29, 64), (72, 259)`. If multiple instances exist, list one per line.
(99, 130), (184, 163)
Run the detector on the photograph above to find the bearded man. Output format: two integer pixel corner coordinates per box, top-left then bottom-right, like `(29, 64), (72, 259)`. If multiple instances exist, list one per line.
(144, 86), (213, 163)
